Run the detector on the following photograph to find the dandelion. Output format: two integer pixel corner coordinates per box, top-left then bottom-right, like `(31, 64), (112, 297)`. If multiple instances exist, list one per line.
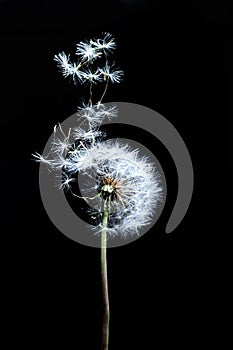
(33, 34), (162, 350)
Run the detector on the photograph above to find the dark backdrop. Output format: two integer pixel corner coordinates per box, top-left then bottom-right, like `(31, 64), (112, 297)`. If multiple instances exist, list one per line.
(1, 1), (231, 348)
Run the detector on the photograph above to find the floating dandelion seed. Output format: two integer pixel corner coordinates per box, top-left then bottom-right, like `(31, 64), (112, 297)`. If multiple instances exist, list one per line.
(73, 127), (105, 142)
(77, 105), (105, 128)
(76, 41), (102, 62)
(32, 151), (51, 165)
(58, 172), (76, 190)
(90, 33), (117, 53)
(54, 52), (71, 76)
(54, 52), (84, 83)
(82, 68), (103, 83)
(99, 63), (124, 83)
(51, 138), (71, 155)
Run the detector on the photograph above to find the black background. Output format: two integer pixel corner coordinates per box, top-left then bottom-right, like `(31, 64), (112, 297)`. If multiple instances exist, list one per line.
(1, 0), (231, 348)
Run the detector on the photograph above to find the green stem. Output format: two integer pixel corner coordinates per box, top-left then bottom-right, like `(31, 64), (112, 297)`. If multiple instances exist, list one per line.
(101, 210), (110, 350)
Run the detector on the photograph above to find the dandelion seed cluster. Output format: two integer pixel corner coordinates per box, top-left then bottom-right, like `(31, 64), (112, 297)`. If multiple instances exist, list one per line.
(33, 33), (163, 238)
(54, 33), (123, 85)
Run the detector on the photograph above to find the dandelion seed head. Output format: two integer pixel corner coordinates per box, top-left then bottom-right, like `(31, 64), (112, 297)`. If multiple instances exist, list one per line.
(74, 140), (163, 237)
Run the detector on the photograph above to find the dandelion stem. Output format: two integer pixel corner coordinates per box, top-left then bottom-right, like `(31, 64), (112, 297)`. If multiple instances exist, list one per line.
(101, 209), (110, 350)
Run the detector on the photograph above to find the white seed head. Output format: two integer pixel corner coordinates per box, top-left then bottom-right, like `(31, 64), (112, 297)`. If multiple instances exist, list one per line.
(65, 140), (163, 237)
